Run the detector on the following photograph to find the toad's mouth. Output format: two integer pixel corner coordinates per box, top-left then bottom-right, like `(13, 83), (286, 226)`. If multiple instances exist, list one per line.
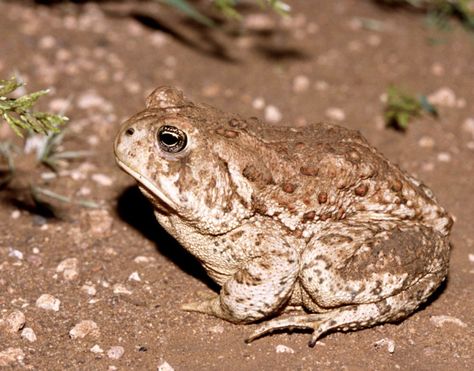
(115, 158), (177, 211)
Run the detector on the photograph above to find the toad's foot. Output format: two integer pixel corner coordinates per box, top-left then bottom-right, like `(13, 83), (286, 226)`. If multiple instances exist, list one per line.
(246, 313), (336, 347)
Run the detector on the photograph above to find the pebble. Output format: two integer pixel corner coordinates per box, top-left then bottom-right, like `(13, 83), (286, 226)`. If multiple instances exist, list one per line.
(275, 344), (295, 354)
(3, 310), (25, 333)
(157, 360), (175, 371)
(292, 75), (310, 93)
(462, 118), (474, 137)
(10, 210), (20, 219)
(418, 136), (435, 149)
(56, 257), (79, 280)
(77, 91), (112, 112)
(314, 80), (329, 91)
(36, 294), (61, 311)
(49, 98), (71, 114)
(468, 254), (474, 263)
(374, 338), (395, 353)
(243, 14), (275, 32)
(325, 107), (346, 121)
(107, 346), (125, 360)
(82, 284), (97, 296)
(264, 105), (282, 123)
(113, 284), (132, 295)
(252, 97), (265, 110)
(0, 348), (25, 367)
(8, 248), (23, 260)
(128, 272), (141, 282)
(428, 87), (457, 107)
(69, 320), (100, 339)
(134, 256), (156, 264)
(90, 344), (104, 353)
(431, 63), (445, 76)
(21, 327), (37, 342)
(201, 83), (221, 98)
(430, 315), (467, 328)
(39, 35), (55, 49)
(92, 173), (113, 187)
(437, 152), (451, 162)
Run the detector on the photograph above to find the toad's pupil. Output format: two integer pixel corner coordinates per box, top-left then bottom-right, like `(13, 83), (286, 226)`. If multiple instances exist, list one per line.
(160, 132), (179, 146)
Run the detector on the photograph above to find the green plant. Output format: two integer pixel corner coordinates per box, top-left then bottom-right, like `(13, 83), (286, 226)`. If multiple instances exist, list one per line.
(384, 86), (438, 130)
(160, 0), (290, 26)
(0, 77), (67, 137)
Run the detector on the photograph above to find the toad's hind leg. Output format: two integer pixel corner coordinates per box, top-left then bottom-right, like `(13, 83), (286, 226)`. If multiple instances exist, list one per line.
(247, 271), (444, 347)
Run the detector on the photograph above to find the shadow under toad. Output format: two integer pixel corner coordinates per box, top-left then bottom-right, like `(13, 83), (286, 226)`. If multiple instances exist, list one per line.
(116, 185), (218, 292)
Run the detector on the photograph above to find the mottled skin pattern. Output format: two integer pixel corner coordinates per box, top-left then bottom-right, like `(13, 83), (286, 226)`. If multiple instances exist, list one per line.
(114, 87), (453, 346)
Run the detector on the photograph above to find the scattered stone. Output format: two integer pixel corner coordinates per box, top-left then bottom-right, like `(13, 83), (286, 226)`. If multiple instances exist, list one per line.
(36, 294), (61, 311)
(69, 320), (100, 339)
(292, 75), (310, 93)
(82, 284), (97, 296)
(314, 80), (329, 91)
(374, 338), (395, 353)
(275, 344), (295, 354)
(86, 209), (114, 236)
(49, 98), (71, 114)
(157, 360), (175, 371)
(0, 348), (25, 367)
(21, 328), (37, 342)
(252, 97), (265, 110)
(128, 272), (141, 282)
(134, 256), (156, 264)
(437, 152), (451, 163)
(113, 284), (132, 295)
(208, 324), (224, 334)
(202, 83), (221, 98)
(107, 346), (125, 360)
(77, 91), (113, 112)
(8, 248), (23, 260)
(90, 344), (104, 353)
(468, 254), (474, 263)
(56, 257), (79, 281)
(462, 118), (474, 137)
(325, 107), (346, 121)
(430, 315), (467, 328)
(3, 310), (25, 333)
(92, 173), (113, 187)
(428, 87), (457, 107)
(418, 136), (435, 149)
(367, 34), (381, 46)
(11, 210), (20, 219)
(264, 105), (282, 123)
(39, 35), (55, 49)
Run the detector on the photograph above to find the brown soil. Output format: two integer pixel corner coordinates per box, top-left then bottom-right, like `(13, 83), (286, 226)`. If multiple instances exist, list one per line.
(1, 0), (473, 370)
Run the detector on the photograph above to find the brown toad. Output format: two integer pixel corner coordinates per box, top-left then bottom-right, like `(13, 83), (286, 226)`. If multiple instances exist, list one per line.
(114, 87), (452, 346)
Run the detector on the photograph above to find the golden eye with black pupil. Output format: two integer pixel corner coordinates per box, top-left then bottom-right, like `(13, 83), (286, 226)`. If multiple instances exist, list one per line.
(157, 125), (187, 153)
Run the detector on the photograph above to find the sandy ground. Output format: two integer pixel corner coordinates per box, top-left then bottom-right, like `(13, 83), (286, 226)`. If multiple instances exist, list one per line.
(0, 0), (473, 369)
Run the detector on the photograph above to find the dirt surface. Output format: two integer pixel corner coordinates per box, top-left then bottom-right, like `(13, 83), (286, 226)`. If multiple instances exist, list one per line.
(0, 0), (473, 369)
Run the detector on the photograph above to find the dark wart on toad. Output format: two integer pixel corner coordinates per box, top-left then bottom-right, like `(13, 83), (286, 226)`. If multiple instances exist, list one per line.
(114, 87), (452, 347)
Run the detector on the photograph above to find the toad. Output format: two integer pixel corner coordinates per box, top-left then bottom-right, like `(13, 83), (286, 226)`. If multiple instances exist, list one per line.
(114, 87), (452, 346)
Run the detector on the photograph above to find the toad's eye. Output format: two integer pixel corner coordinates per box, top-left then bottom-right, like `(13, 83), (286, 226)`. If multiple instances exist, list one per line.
(157, 125), (187, 153)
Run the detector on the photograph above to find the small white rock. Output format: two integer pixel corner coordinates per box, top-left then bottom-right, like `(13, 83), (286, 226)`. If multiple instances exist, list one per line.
(128, 272), (141, 282)
(56, 257), (79, 281)
(314, 80), (328, 91)
(275, 344), (295, 354)
(10, 210), (20, 219)
(208, 324), (224, 334)
(90, 344), (104, 353)
(157, 360), (175, 371)
(113, 284), (132, 295)
(21, 327), (37, 342)
(92, 173), (113, 187)
(86, 209), (114, 236)
(107, 346), (125, 360)
(8, 248), (23, 260)
(428, 87), (457, 107)
(418, 136), (435, 149)
(325, 107), (346, 121)
(292, 75), (310, 93)
(252, 97), (265, 110)
(134, 256), (156, 264)
(69, 320), (100, 339)
(430, 315), (467, 328)
(81, 284), (97, 296)
(431, 63), (445, 76)
(462, 118), (474, 137)
(374, 338), (395, 353)
(437, 152), (451, 163)
(468, 254), (474, 263)
(36, 294), (61, 311)
(264, 105), (282, 123)
(4, 310), (25, 333)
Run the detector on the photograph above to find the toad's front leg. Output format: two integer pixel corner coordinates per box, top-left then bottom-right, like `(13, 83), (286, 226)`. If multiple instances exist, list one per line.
(182, 243), (299, 323)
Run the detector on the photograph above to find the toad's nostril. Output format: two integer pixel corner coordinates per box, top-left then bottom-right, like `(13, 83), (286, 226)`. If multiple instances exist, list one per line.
(125, 127), (135, 136)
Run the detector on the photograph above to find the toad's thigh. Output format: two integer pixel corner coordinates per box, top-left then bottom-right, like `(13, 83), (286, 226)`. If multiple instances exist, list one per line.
(300, 223), (449, 309)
